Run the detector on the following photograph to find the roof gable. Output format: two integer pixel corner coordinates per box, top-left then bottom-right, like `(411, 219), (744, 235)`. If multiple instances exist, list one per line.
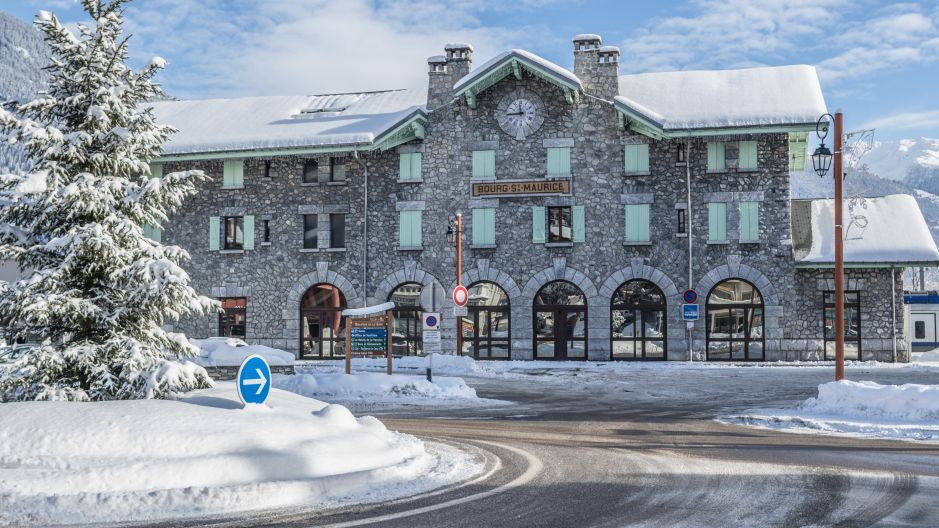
(452, 49), (583, 108)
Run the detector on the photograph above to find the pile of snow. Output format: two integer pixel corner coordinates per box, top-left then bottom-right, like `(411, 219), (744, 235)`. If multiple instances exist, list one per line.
(275, 371), (478, 402)
(191, 337), (294, 367)
(0, 385), (480, 525)
(724, 380), (939, 442)
(912, 348), (939, 362)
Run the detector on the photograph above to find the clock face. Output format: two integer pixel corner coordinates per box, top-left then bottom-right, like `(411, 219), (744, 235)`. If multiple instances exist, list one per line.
(497, 91), (545, 140)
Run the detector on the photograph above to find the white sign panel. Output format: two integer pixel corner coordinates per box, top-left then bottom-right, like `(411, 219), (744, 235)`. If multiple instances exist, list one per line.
(423, 329), (442, 354)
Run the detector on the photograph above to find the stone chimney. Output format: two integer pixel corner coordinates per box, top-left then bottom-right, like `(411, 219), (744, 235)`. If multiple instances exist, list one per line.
(426, 43), (473, 111)
(572, 34), (619, 100)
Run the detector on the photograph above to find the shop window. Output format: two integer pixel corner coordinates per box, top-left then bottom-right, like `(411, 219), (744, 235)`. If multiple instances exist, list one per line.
(464, 282), (511, 359)
(219, 297), (247, 339)
(706, 279), (765, 361)
(823, 291), (861, 360)
(534, 281), (587, 360)
(611, 280), (666, 360)
(388, 283), (423, 356)
(300, 284), (346, 359)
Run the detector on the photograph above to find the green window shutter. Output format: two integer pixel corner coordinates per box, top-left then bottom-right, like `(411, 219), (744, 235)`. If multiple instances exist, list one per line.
(233, 160), (244, 186)
(472, 208), (495, 245)
(708, 202), (727, 241)
(739, 202), (759, 241)
(399, 152), (411, 181)
(243, 215), (255, 250)
(223, 160), (244, 187)
(149, 163), (163, 179)
(625, 204), (650, 242)
(788, 133), (807, 171)
(547, 147), (571, 176)
(222, 160), (233, 187)
(412, 211), (422, 247)
(209, 216), (220, 250)
(472, 150), (495, 179)
(739, 141), (758, 170)
(532, 206), (546, 244)
(637, 144), (649, 173)
(707, 142), (725, 171)
(625, 144), (649, 174)
(411, 152), (422, 181)
(399, 211), (422, 247)
(572, 205), (585, 243)
(143, 224), (162, 242)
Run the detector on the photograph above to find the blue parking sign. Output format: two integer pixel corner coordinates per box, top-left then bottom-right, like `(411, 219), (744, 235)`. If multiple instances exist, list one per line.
(237, 354), (271, 406)
(682, 304), (699, 321)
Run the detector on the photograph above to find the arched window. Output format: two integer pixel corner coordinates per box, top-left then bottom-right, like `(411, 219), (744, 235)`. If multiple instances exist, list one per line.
(302, 159), (319, 184)
(388, 283), (423, 356)
(533, 281), (587, 360)
(299, 283), (346, 359)
(464, 282), (511, 359)
(706, 279), (764, 361)
(611, 280), (667, 360)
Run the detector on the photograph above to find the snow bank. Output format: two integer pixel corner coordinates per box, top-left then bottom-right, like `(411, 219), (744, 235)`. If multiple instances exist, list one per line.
(912, 348), (939, 362)
(724, 380), (939, 442)
(191, 337), (294, 367)
(0, 385), (480, 525)
(275, 371), (478, 402)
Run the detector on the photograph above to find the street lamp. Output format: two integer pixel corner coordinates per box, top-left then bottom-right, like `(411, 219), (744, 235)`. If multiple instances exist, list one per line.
(811, 112), (846, 382)
(448, 214), (464, 355)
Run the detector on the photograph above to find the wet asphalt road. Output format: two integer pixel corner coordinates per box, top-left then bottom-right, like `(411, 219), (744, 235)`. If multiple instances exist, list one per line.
(162, 366), (939, 528)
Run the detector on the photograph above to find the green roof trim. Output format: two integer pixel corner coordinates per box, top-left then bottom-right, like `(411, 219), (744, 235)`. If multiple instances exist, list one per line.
(794, 262), (939, 269)
(453, 52), (583, 109)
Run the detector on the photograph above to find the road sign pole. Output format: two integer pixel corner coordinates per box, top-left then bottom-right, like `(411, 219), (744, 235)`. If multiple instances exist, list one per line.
(386, 310), (393, 375)
(455, 213), (463, 356)
(345, 318), (351, 375)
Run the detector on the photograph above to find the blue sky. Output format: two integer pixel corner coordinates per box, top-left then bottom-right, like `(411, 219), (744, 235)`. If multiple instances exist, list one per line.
(4, 0), (939, 140)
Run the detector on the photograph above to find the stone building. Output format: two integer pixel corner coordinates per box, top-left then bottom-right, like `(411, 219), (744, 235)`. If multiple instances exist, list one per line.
(150, 35), (939, 362)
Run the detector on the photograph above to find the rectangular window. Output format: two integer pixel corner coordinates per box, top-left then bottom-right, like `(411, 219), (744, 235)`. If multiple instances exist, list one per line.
(546, 147), (571, 177)
(823, 291), (862, 360)
(399, 210), (422, 248)
(399, 152), (422, 182)
(707, 142), (725, 171)
(707, 202), (727, 242)
(262, 219), (271, 244)
(739, 201), (760, 242)
(222, 160), (244, 188)
(915, 321), (926, 339)
(223, 216), (244, 250)
(677, 209), (687, 235)
(624, 144), (650, 174)
(472, 208), (496, 246)
(548, 206), (572, 243)
(788, 133), (808, 172)
(302, 160), (319, 184)
(264, 160), (272, 178)
(329, 214), (345, 249)
(330, 158), (346, 182)
(219, 297), (247, 339)
(676, 143), (686, 163)
(739, 140), (758, 170)
(303, 214), (318, 249)
(472, 150), (496, 179)
(624, 204), (651, 243)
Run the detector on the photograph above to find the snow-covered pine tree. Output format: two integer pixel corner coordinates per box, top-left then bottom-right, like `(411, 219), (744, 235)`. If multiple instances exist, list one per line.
(0, 0), (218, 401)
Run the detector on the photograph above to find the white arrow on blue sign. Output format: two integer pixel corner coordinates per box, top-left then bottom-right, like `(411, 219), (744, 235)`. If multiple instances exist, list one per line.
(237, 354), (271, 405)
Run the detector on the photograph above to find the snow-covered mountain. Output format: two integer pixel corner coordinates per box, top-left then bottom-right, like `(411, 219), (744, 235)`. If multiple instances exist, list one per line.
(0, 11), (48, 174)
(855, 137), (939, 182)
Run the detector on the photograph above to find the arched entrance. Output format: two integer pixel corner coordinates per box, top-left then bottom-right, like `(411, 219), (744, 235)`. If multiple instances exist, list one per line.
(464, 281), (511, 360)
(611, 279), (667, 360)
(299, 283), (346, 359)
(388, 283), (423, 356)
(533, 281), (587, 360)
(706, 278), (765, 361)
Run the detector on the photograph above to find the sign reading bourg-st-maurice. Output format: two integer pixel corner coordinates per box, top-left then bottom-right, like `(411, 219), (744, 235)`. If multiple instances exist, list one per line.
(472, 178), (571, 198)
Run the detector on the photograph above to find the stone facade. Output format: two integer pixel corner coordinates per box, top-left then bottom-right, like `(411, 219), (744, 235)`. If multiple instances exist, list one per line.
(163, 37), (908, 362)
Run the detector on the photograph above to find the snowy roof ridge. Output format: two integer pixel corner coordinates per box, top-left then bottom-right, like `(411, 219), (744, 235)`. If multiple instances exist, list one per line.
(616, 64), (827, 132)
(453, 49), (582, 94)
(573, 34), (601, 41)
(792, 194), (939, 265)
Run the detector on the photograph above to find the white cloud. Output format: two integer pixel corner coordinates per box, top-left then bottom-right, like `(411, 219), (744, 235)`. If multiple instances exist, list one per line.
(120, 0), (538, 99)
(861, 109), (939, 132)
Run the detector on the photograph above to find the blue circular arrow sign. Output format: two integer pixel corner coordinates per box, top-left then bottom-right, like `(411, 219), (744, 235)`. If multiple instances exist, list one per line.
(237, 354), (271, 405)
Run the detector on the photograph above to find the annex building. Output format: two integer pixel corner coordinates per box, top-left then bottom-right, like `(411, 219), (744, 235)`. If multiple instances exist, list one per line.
(150, 35), (939, 362)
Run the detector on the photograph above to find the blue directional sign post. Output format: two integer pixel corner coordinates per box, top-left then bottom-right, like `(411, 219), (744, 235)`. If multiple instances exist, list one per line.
(682, 304), (700, 321)
(237, 354), (271, 406)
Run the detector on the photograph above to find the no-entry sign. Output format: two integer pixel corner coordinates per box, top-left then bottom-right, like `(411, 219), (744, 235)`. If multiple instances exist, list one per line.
(452, 285), (468, 307)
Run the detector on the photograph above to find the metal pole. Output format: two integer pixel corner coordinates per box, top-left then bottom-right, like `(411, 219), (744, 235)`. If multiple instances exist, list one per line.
(455, 214), (463, 356)
(686, 139), (694, 362)
(345, 319), (351, 375)
(834, 112), (845, 381)
(386, 310), (393, 375)
(891, 266), (897, 363)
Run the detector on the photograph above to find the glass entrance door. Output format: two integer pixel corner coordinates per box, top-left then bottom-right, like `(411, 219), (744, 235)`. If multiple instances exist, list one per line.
(534, 281), (587, 360)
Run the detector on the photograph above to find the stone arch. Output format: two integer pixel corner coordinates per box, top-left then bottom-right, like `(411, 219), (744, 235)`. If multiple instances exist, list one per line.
(453, 259), (523, 304)
(696, 262), (779, 307)
(599, 260), (681, 306)
(372, 262), (443, 306)
(452, 259), (525, 360)
(281, 264), (360, 355)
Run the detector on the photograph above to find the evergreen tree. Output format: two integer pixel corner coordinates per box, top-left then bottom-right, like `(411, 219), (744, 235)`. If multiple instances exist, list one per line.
(0, 0), (217, 401)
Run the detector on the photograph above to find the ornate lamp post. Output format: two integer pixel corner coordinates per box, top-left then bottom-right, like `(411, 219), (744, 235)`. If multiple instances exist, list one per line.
(447, 214), (464, 355)
(812, 112), (845, 381)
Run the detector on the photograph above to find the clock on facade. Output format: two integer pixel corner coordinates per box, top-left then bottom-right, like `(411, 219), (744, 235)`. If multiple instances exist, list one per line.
(496, 90), (545, 140)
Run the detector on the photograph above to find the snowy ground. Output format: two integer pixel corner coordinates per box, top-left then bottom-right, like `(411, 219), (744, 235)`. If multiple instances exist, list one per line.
(721, 379), (939, 442)
(0, 384), (482, 526)
(191, 337), (295, 367)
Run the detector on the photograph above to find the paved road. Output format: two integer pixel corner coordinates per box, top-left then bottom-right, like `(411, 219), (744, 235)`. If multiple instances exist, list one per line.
(178, 366), (939, 527)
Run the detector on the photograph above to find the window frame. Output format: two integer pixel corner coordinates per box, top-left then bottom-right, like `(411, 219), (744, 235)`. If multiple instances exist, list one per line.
(303, 214), (319, 249)
(329, 213), (345, 249)
(302, 159), (319, 184)
(218, 297), (247, 339)
(611, 280), (667, 360)
(823, 290), (862, 361)
(677, 208), (687, 235)
(547, 206), (573, 243)
(705, 278), (765, 361)
(329, 157), (346, 182)
(223, 216), (244, 250)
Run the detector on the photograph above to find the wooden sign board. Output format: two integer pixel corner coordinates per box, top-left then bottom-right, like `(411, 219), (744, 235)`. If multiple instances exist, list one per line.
(471, 179), (570, 198)
(345, 313), (393, 375)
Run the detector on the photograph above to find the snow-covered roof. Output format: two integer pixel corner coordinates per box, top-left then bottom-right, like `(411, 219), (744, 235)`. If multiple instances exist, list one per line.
(573, 34), (602, 41)
(599, 46), (620, 54)
(444, 43), (473, 51)
(149, 89), (426, 157)
(615, 65), (827, 132)
(427, 55), (447, 63)
(453, 49), (583, 95)
(792, 194), (939, 266)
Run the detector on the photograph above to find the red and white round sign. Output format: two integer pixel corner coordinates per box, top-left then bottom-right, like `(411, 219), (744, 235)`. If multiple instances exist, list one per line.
(452, 285), (468, 307)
